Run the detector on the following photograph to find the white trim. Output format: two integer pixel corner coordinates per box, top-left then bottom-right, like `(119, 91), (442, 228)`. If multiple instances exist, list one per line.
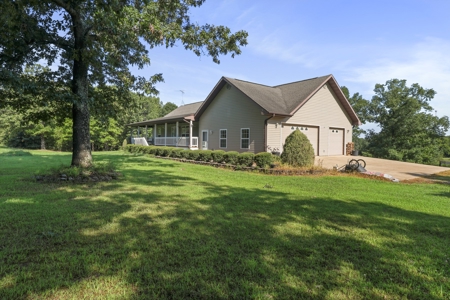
(328, 126), (346, 155)
(240, 128), (250, 149)
(176, 121), (179, 147)
(219, 129), (227, 149)
(202, 130), (209, 150)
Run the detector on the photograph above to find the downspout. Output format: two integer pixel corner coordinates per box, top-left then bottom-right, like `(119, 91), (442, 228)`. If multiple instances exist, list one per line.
(264, 114), (276, 152)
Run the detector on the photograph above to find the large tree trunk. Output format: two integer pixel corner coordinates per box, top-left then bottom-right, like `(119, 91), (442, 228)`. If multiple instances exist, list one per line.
(70, 15), (92, 167)
(40, 134), (46, 150)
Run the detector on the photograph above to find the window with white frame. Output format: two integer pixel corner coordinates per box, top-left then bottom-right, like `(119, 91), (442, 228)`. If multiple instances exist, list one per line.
(219, 129), (227, 148)
(241, 128), (250, 149)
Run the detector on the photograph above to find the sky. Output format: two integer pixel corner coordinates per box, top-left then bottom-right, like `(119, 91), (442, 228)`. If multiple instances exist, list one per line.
(131, 0), (450, 131)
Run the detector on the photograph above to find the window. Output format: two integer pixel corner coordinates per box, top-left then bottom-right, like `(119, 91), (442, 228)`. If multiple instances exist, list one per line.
(241, 128), (250, 149)
(219, 129), (227, 148)
(180, 125), (189, 137)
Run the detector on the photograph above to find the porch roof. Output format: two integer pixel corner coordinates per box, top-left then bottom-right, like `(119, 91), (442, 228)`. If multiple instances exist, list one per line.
(127, 101), (202, 127)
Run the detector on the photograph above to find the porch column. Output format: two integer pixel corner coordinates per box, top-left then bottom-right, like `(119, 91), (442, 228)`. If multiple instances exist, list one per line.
(130, 127), (133, 144)
(145, 125), (148, 139)
(176, 121), (179, 147)
(137, 126), (140, 137)
(154, 124), (157, 144)
(164, 123), (167, 146)
(189, 120), (193, 148)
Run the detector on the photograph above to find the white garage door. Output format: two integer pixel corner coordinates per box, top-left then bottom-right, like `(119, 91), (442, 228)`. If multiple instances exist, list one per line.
(328, 128), (344, 155)
(282, 125), (319, 155)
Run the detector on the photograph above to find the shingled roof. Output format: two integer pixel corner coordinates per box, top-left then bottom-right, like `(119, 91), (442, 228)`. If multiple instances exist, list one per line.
(127, 101), (202, 127)
(195, 75), (361, 125)
(128, 75), (361, 127)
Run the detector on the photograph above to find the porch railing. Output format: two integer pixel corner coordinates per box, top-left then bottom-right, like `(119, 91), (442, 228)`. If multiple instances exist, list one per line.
(153, 136), (198, 148)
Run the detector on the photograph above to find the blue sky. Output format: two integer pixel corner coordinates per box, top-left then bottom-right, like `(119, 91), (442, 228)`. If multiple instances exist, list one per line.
(132, 0), (450, 130)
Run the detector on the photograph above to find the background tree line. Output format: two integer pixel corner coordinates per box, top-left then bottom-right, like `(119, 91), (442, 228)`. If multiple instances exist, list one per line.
(0, 90), (177, 152)
(342, 79), (450, 165)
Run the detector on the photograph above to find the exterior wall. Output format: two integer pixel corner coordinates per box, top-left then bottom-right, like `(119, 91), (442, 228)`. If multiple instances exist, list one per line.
(199, 85), (267, 153)
(268, 83), (353, 156)
(266, 116), (285, 153)
(193, 122), (199, 137)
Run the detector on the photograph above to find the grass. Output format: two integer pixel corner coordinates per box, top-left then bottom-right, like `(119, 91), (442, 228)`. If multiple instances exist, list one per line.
(0, 146), (449, 299)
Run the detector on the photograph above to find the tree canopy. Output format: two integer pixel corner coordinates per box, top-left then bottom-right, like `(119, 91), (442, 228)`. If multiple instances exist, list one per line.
(341, 86), (370, 150)
(365, 79), (449, 164)
(0, 0), (248, 167)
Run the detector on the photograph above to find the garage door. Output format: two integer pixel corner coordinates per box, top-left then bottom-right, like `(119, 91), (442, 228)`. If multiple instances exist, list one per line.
(328, 128), (344, 155)
(282, 125), (319, 155)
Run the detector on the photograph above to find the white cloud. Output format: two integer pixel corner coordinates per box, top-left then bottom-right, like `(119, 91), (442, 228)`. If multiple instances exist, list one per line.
(344, 37), (450, 118)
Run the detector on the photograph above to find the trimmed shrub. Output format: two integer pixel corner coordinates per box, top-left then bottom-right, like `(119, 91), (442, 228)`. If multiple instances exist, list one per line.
(211, 150), (226, 163)
(148, 146), (158, 155)
(180, 149), (191, 159)
(187, 150), (200, 161)
(161, 147), (173, 157)
(171, 148), (184, 158)
(238, 152), (255, 167)
(122, 139), (127, 150)
(154, 147), (165, 156)
(255, 152), (273, 168)
(135, 146), (145, 153)
(197, 150), (213, 162)
(281, 129), (315, 167)
(143, 146), (154, 154)
(223, 151), (239, 165)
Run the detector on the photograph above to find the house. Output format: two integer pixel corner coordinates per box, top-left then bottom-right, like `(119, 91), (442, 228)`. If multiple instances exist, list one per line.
(127, 74), (361, 156)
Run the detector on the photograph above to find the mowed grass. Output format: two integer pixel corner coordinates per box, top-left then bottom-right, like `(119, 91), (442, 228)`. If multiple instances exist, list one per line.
(0, 147), (449, 299)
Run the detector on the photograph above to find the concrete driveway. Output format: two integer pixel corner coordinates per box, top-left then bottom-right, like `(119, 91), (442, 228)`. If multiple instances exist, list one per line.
(315, 156), (450, 181)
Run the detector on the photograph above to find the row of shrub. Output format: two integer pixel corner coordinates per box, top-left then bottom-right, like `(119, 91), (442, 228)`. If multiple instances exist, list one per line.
(124, 145), (274, 168)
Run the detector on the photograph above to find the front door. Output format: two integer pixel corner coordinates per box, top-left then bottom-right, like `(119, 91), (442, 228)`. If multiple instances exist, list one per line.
(202, 130), (208, 150)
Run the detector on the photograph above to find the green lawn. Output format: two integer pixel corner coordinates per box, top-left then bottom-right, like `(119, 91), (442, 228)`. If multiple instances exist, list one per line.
(0, 147), (449, 299)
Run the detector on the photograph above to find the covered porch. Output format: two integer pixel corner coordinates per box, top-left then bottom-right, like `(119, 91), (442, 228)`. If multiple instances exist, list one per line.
(128, 116), (199, 150)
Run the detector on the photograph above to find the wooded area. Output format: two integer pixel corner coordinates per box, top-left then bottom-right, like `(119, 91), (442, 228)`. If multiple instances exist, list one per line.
(0, 91), (177, 151)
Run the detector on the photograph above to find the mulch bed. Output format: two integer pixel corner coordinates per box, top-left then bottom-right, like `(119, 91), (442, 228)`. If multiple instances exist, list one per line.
(34, 171), (121, 183)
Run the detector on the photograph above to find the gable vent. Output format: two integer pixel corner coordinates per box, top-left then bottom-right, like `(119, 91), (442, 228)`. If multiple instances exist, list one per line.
(226, 84), (231, 90)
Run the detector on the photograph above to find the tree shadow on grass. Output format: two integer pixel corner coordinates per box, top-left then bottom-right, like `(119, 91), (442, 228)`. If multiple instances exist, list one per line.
(1, 164), (449, 299)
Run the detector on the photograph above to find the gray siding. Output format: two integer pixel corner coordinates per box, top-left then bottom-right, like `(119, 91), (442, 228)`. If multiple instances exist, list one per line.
(267, 83), (353, 156)
(266, 117), (285, 153)
(199, 85), (267, 153)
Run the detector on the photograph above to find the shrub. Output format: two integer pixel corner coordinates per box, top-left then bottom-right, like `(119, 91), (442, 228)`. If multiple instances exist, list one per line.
(161, 147), (173, 157)
(255, 152), (273, 168)
(211, 150), (226, 163)
(135, 145), (145, 153)
(180, 149), (191, 159)
(197, 150), (213, 162)
(122, 139), (127, 150)
(171, 148), (184, 158)
(223, 151), (239, 165)
(154, 147), (165, 156)
(187, 150), (200, 161)
(281, 129), (315, 167)
(143, 146), (153, 154)
(148, 146), (158, 155)
(238, 152), (255, 167)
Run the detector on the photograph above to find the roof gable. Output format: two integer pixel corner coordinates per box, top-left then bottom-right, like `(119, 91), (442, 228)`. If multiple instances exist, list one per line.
(195, 75), (361, 125)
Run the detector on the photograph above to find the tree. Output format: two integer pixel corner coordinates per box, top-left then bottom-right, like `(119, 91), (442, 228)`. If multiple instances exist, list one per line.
(0, 0), (248, 167)
(341, 86), (370, 151)
(160, 102), (178, 117)
(365, 79), (449, 164)
(281, 130), (315, 167)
